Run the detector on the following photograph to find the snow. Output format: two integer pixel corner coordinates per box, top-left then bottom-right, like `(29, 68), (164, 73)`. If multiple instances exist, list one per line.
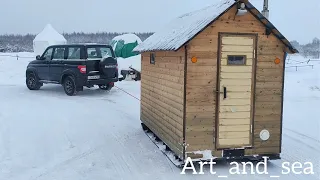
(145, 132), (183, 167)
(0, 52), (319, 179)
(134, 0), (236, 52)
(33, 24), (67, 55)
(112, 33), (142, 44)
(192, 150), (214, 160)
(117, 55), (141, 73)
(33, 24), (66, 42)
(133, 0), (297, 53)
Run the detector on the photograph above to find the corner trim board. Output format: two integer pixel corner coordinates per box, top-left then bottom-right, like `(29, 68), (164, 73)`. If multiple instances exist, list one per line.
(215, 32), (222, 150)
(182, 45), (188, 161)
(279, 52), (286, 153)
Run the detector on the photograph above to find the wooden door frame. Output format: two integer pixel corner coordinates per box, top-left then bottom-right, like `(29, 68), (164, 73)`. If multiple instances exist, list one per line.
(215, 32), (258, 150)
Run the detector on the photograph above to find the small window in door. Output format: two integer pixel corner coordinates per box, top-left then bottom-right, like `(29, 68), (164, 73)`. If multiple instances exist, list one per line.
(52, 47), (66, 60)
(227, 55), (246, 65)
(67, 47), (81, 60)
(42, 48), (53, 60)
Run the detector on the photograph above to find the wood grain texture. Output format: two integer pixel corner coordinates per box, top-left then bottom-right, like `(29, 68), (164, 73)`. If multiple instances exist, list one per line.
(184, 4), (285, 157)
(140, 49), (185, 158)
(140, 4), (286, 160)
(217, 35), (254, 149)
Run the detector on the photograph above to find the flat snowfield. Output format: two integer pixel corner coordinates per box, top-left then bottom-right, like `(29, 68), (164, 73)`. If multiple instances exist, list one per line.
(0, 52), (319, 180)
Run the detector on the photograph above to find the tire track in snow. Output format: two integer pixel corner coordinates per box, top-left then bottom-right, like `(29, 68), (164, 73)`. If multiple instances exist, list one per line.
(281, 130), (320, 180)
(284, 128), (320, 143)
(0, 112), (12, 168)
(30, 129), (176, 180)
(29, 142), (108, 180)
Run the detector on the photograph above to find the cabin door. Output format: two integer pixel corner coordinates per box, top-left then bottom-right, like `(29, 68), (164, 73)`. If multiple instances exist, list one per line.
(216, 34), (256, 149)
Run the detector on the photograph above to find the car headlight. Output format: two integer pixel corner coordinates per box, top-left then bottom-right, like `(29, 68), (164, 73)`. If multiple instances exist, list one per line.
(260, 129), (270, 141)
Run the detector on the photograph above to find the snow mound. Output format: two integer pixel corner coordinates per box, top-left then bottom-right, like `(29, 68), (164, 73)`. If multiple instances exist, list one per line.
(33, 24), (66, 43)
(33, 24), (67, 55)
(112, 33), (142, 44)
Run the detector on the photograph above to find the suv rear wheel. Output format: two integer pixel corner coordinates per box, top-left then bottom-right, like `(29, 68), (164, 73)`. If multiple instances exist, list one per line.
(26, 72), (42, 90)
(63, 76), (78, 96)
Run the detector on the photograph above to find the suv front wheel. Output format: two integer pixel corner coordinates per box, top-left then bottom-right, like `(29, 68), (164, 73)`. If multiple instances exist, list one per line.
(63, 76), (78, 96)
(26, 72), (42, 90)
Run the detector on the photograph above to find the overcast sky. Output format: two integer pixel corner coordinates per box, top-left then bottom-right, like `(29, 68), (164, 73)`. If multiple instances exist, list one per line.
(1, 0), (319, 44)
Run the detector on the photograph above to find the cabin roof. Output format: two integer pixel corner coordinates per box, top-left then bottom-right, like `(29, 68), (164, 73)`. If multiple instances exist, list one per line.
(134, 0), (298, 54)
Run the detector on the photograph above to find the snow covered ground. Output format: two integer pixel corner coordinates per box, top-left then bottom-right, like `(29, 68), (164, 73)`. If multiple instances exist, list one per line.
(0, 52), (319, 180)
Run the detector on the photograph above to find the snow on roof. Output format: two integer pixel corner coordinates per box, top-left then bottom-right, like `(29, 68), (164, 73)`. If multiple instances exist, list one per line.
(33, 24), (67, 42)
(134, 0), (236, 52)
(112, 33), (142, 44)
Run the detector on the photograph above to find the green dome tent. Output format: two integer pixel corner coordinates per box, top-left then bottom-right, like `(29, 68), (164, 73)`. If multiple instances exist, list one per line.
(111, 34), (142, 58)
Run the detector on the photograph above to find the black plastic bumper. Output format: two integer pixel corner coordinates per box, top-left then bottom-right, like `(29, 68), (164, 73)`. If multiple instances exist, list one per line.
(86, 77), (118, 86)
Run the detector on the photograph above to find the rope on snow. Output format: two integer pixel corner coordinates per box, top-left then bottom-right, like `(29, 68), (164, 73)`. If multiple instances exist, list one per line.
(114, 85), (140, 101)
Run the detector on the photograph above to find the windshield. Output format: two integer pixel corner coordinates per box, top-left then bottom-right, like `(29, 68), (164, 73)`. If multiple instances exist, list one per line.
(86, 46), (115, 60)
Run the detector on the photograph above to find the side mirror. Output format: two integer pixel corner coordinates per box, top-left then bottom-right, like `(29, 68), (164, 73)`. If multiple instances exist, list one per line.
(36, 55), (41, 60)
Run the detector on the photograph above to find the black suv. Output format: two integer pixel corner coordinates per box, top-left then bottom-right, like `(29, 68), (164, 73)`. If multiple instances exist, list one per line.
(26, 44), (118, 96)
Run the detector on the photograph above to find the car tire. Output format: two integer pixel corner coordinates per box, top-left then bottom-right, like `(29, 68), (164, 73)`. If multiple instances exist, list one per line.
(63, 76), (77, 96)
(26, 72), (42, 90)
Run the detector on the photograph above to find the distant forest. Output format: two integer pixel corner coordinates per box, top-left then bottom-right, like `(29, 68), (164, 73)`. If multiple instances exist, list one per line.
(290, 38), (320, 59)
(0, 33), (319, 59)
(0, 32), (153, 52)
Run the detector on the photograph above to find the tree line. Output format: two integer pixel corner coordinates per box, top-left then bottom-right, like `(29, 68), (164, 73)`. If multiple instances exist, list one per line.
(0, 32), (153, 52)
(290, 38), (320, 59)
(0, 33), (319, 59)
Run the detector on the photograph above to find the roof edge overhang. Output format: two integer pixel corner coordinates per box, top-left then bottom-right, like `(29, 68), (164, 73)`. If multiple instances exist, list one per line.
(173, 1), (238, 52)
(244, 1), (298, 54)
(135, 0), (298, 54)
(175, 0), (298, 54)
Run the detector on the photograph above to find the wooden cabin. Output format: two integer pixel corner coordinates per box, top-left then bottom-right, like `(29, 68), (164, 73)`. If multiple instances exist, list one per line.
(133, 0), (298, 163)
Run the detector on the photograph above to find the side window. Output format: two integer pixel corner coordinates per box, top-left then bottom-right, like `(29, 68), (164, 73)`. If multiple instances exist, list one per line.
(150, 53), (155, 64)
(52, 47), (66, 60)
(100, 47), (113, 58)
(42, 48), (53, 60)
(87, 48), (98, 59)
(67, 47), (81, 59)
(227, 55), (246, 65)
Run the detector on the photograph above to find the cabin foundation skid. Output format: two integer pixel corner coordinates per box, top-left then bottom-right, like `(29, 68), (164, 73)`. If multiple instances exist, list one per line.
(141, 122), (185, 167)
(142, 122), (281, 167)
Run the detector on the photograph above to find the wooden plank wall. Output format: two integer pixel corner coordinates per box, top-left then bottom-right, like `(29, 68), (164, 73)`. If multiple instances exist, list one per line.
(186, 4), (286, 157)
(140, 50), (185, 158)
